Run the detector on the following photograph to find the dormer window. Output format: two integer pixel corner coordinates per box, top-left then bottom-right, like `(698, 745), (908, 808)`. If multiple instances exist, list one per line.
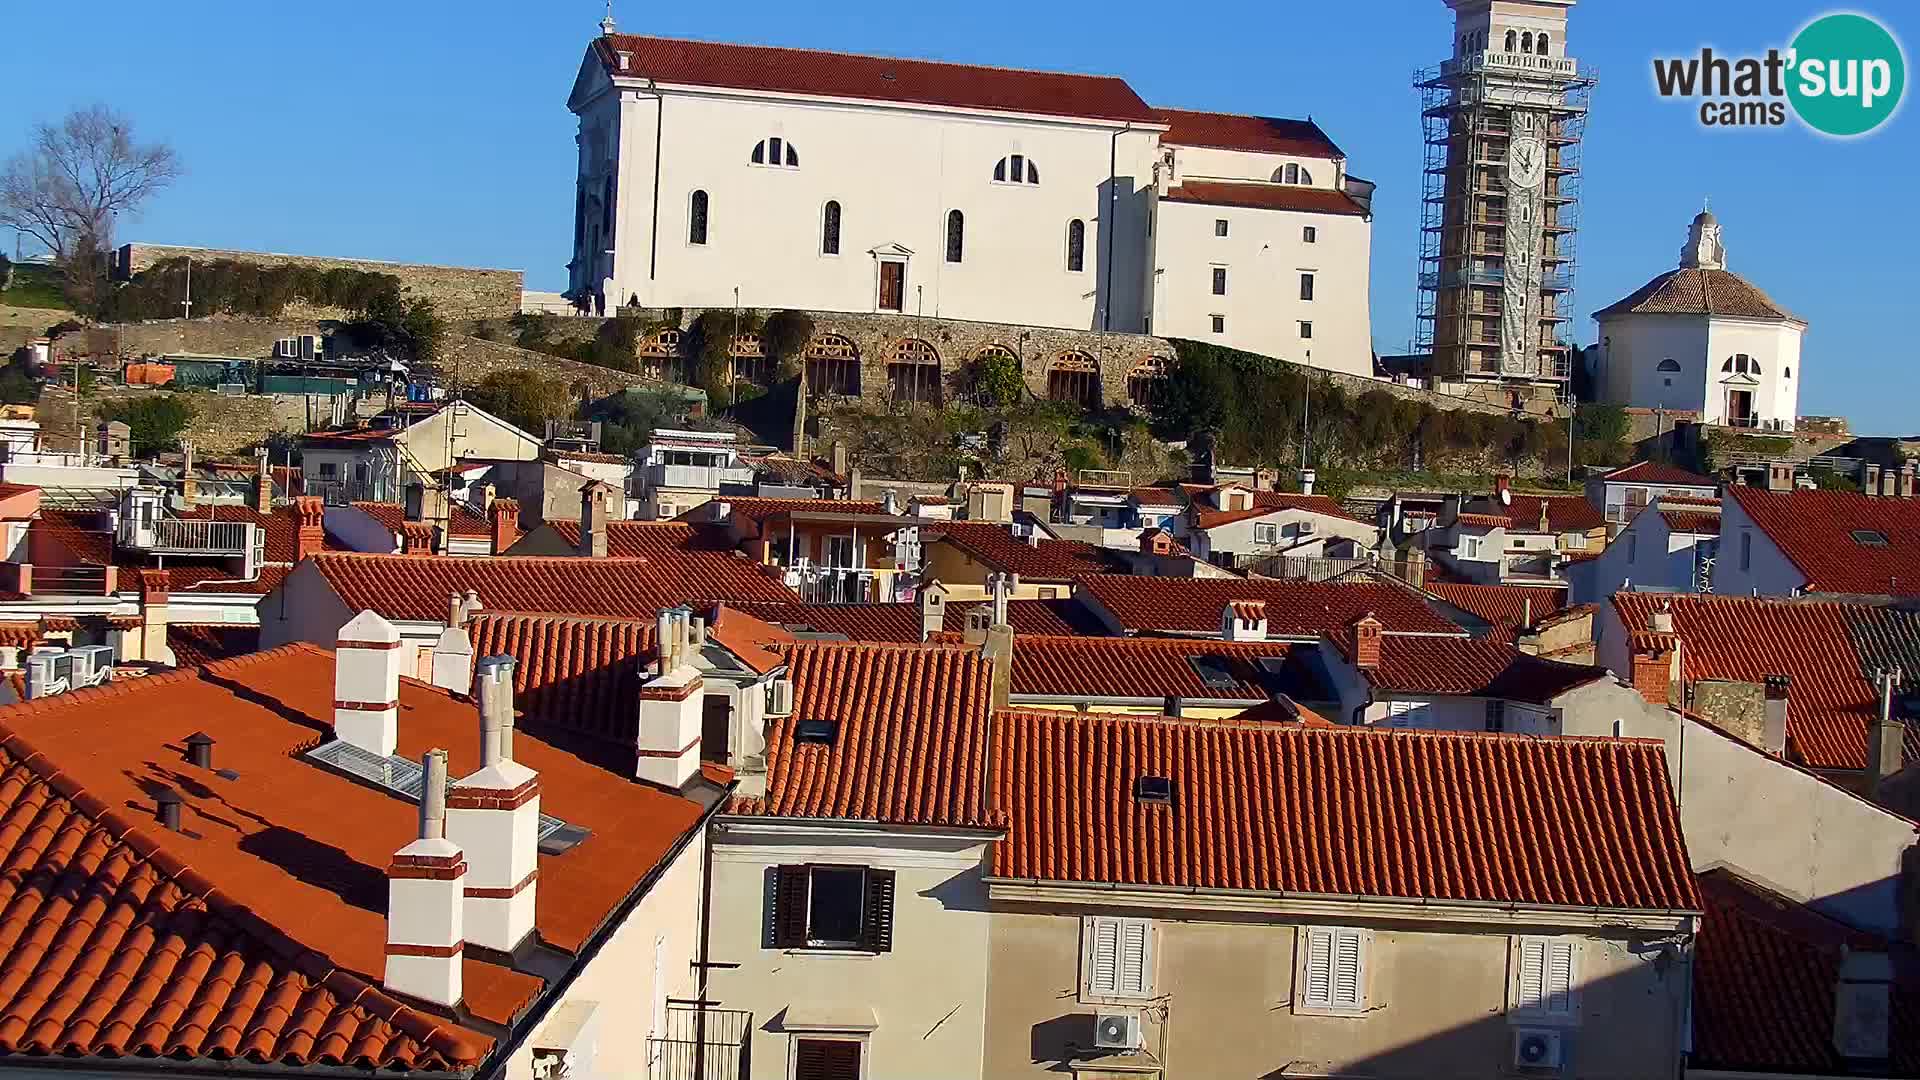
(993, 155), (1040, 185)
(751, 137), (800, 168)
(1273, 163), (1315, 186)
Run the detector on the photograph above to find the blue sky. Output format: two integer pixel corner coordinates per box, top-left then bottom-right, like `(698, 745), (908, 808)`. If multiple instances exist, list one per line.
(7, 1), (1913, 433)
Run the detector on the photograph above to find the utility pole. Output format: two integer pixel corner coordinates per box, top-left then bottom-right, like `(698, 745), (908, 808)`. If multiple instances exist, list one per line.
(1300, 352), (1313, 473)
(1566, 403), (1575, 484)
(180, 257), (193, 320)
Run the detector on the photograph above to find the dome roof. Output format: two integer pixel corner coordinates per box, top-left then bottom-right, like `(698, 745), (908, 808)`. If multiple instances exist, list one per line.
(1693, 209), (1718, 225)
(1594, 267), (1799, 322)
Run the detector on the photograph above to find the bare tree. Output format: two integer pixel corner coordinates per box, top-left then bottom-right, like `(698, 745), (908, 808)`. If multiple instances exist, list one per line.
(0, 105), (181, 264)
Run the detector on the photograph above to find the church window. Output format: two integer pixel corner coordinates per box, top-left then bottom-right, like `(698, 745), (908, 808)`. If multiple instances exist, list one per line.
(1721, 354), (1760, 375)
(1785, 366), (1792, 379)
(751, 138), (800, 168)
(1657, 358), (1682, 372)
(1506, 29), (1517, 52)
(1275, 164), (1315, 186)
(688, 190), (709, 245)
(1066, 219), (1086, 272)
(1522, 31), (1534, 53)
(1537, 32), (1550, 54)
(1285, 163), (1300, 184)
(946, 209), (965, 263)
(822, 200), (842, 256)
(993, 156), (1040, 185)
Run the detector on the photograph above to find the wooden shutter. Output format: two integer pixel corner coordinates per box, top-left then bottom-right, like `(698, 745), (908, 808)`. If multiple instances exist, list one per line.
(772, 865), (810, 948)
(1086, 917), (1122, 996)
(1117, 918), (1151, 996)
(1544, 940), (1577, 1017)
(1301, 927), (1334, 1009)
(794, 1037), (862, 1080)
(1331, 929), (1365, 1010)
(1515, 937), (1549, 1013)
(861, 869), (896, 953)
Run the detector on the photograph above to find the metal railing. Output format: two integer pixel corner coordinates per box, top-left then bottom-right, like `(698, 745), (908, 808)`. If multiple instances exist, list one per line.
(306, 478), (390, 506)
(34, 566), (111, 596)
(647, 1005), (751, 1080)
(1238, 554), (1378, 582)
(789, 565), (912, 605)
(150, 518), (252, 555)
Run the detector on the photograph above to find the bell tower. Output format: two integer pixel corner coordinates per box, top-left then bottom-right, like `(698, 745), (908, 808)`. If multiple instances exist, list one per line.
(1680, 209), (1726, 270)
(1414, 1), (1595, 409)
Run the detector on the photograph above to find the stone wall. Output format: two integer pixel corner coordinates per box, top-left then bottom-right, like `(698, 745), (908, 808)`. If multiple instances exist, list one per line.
(52, 316), (322, 362)
(115, 243), (523, 320)
(39, 384), (383, 456)
(433, 336), (665, 398)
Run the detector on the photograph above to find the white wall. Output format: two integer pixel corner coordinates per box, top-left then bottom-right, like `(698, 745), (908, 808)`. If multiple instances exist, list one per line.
(1598, 312), (1803, 428)
(1706, 318), (1803, 428)
(708, 821), (994, 1080)
(1153, 198), (1372, 377)
(1182, 508), (1378, 560)
(1708, 496), (1807, 598)
(1573, 511), (1703, 604)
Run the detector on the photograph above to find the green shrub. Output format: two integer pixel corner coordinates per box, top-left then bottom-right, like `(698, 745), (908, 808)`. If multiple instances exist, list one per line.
(99, 395), (194, 455)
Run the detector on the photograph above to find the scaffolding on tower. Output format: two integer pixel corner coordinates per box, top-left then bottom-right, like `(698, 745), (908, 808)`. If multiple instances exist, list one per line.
(1412, 55), (1595, 404)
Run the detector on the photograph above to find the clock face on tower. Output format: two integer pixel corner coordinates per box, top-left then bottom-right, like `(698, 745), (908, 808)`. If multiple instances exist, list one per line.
(1507, 135), (1546, 190)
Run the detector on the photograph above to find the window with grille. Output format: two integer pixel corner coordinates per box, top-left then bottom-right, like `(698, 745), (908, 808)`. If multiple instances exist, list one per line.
(821, 200), (841, 255)
(769, 864), (895, 952)
(688, 190), (709, 245)
(1066, 219), (1086, 272)
(1297, 926), (1369, 1015)
(946, 210), (965, 263)
(1082, 915), (1154, 1000)
(794, 1037), (863, 1080)
(1510, 937), (1579, 1023)
(750, 137), (800, 168)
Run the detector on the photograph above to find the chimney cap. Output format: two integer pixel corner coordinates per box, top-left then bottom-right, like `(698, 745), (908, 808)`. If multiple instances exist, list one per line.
(185, 731), (214, 749)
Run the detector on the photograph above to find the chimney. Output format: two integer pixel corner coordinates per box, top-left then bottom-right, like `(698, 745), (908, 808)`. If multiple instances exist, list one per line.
(1401, 548), (1426, 590)
(1632, 611), (1679, 706)
(295, 496), (326, 562)
(848, 466), (863, 501)
(447, 656), (540, 952)
(180, 441), (196, 505)
(490, 498), (521, 555)
(1902, 462), (1919, 499)
(253, 448), (273, 513)
(1494, 474), (1512, 501)
(1761, 674), (1791, 756)
(636, 609), (705, 789)
(830, 440), (848, 479)
(1869, 668), (1904, 797)
(1298, 468), (1316, 497)
(1865, 463), (1883, 496)
(385, 748), (466, 1008)
(463, 589), (482, 622)
(1351, 613), (1383, 671)
(918, 583), (946, 642)
(431, 625), (474, 693)
(1220, 600), (1269, 642)
(578, 483), (609, 558)
(1834, 948), (1894, 1065)
(155, 787), (183, 832)
(1537, 499), (1551, 534)
(334, 610), (405, 756)
(185, 731), (214, 770)
(1767, 462), (1795, 494)
(137, 569), (170, 664)
(961, 606), (992, 647)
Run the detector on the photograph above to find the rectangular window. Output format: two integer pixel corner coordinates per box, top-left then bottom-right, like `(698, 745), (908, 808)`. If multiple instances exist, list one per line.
(1299, 321), (1313, 339)
(1510, 937), (1579, 1023)
(317, 462), (339, 480)
(794, 1037), (863, 1080)
(1486, 700), (1506, 732)
(1215, 218), (1230, 237)
(1296, 926), (1369, 1015)
(1299, 272), (1316, 301)
(1462, 535), (1484, 559)
(1303, 225), (1318, 243)
(1254, 523), (1279, 544)
(1740, 531), (1752, 571)
(1386, 699), (1432, 727)
(1212, 266), (1228, 295)
(1210, 315), (1225, 335)
(770, 864), (896, 952)
(1082, 915), (1154, 1000)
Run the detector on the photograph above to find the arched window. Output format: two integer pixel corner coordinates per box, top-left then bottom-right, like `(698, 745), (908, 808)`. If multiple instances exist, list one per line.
(890, 339), (943, 406)
(821, 200), (841, 256)
(688, 190), (709, 245)
(639, 328), (686, 382)
(750, 137), (800, 168)
(1047, 351), (1102, 408)
(1656, 358), (1682, 372)
(1505, 29), (1517, 52)
(993, 155), (1040, 185)
(1537, 32), (1550, 54)
(1128, 355), (1171, 409)
(946, 209), (965, 263)
(1066, 219), (1086, 273)
(1284, 163), (1301, 184)
(1521, 31), (1533, 53)
(1721, 354), (1761, 375)
(805, 335), (861, 398)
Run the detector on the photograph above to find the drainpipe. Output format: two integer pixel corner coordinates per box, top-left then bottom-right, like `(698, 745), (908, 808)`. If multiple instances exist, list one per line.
(648, 81), (664, 282)
(1100, 125), (1135, 331)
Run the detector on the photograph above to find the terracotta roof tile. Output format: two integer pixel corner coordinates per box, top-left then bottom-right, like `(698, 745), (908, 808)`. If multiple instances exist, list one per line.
(1251, 490), (1362, 521)
(306, 552), (795, 622)
(1003, 634), (1309, 701)
(0, 622), (43, 648)
(595, 34), (1159, 124)
(1426, 583), (1568, 636)
(1729, 486), (1920, 597)
(549, 519), (745, 558)
(989, 710), (1700, 910)
(677, 497), (886, 528)
(928, 522), (1123, 581)
(1153, 108), (1343, 157)
(32, 507), (327, 595)
(1077, 574), (1458, 638)
(1159, 181), (1369, 216)
(1333, 631), (1607, 703)
(1595, 267), (1799, 321)
(734, 642), (999, 828)
(350, 500), (490, 542)
(166, 623), (261, 666)
(1612, 593), (1920, 770)
(1660, 503), (1723, 534)
(0, 647), (716, 1069)
(1129, 486), (1186, 507)
(1502, 493), (1608, 534)
(732, 601), (928, 642)
(1603, 461), (1717, 487)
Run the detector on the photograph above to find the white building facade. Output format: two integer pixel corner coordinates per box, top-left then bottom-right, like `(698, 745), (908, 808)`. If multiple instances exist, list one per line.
(1594, 212), (1806, 431)
(566, 29), (1376, 377)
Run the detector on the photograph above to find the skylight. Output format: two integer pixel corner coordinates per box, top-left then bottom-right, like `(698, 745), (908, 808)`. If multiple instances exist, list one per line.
(1187, 655), (1241, 691)
(303, 740), (587, 853)
(1852, 530), (1890, 547)
(796, 718), (838, 743)
(1135, 776), (1174, 804)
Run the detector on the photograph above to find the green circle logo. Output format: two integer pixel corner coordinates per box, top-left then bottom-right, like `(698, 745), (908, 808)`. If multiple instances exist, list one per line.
(1788, 13), (1906, 136)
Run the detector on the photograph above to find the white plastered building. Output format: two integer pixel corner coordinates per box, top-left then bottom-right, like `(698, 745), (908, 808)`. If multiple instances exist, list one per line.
(565, 27), (1376, 377)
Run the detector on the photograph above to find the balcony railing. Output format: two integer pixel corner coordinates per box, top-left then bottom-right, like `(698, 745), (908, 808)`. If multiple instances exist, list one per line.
(648, 462), (756, 492)
(647, 1004), (751, 1080)
(1236, 554), (1379, 582)
(34, 566), (111, 596)
(784, 563), (914, 605)
(149, 518), (252, 555)
(306, 478), (390, 506)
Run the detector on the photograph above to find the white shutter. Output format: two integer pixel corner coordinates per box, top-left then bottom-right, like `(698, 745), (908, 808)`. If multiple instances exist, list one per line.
(1331, 929), (1365, 1010)
(1544, 940), (1577, 1017)
(1302, 928), (1334, 1009)
(1088, 917), (1121, 996)
(1085, 917), (1152, 999)
(1300, 927), (1367, 1013)
(1118, 919), (1151, 996)
(1516, 938), (1548, 1013)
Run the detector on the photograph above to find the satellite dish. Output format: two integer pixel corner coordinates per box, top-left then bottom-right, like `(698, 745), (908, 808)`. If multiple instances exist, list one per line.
(1499, 488), (1513, 507)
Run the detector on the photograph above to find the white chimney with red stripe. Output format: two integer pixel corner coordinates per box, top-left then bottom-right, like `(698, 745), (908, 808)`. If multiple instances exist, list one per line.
(447, 655), (541, 952)
(335, 611), (404, 756)
(385, 748), (465, 1007)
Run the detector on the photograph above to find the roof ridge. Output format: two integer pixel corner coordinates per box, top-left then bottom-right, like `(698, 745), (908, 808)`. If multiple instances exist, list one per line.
(603, 31), (1136, 86)
(313, 551), (656, 566)
(994, 706), (1664, 747)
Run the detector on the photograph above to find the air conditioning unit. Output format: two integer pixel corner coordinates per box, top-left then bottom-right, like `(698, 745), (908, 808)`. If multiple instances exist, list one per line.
(766, 678), (794, 717)
(24, 647), (71, 700)
(67, 645), (115, 689)
(1513, 1028), (1564, 1071)
(1297, 520), (1317, 537)
(1092, 1012), (1142, 1052)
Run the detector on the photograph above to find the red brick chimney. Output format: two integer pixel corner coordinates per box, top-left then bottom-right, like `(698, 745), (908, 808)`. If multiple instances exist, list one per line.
(1352, 613), (1383, 671)
(490, 498), (521, 555)
(252, 448), (273, 514)
(1631, 609), (1679, 705)
(294, 496), (326, 561)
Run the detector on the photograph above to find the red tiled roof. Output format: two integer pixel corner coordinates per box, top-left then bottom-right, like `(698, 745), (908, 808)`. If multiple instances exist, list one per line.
(731, 642), (999, 828)
(466, 611), (657, 759)
(1130, 486), (1185, 507)
(1426, 583), (1568, 635)
(1595, 267), (1799, 321)
(549, 519), (744, 558)
(1502, 493), (1608, 534)
(677, 497), (886, 528)
(351, 500), (490, 543)
(1004, 635), (1302, 701)
(1159, 180), (1370, 216)
(1660, 503), (1722, 534)
(988, 711), (1701, 910)
(1729, 486), (1920, 597)
(1691, 869), (1919, 1075)
(1603, 460), (1717, 487)
(1153, 108), (1343, 158)
(32, 507), (325, 595)
(1077, 574), (1459, 638)
(929, 522), (1122, 581)
(732, 601), (927, 642)
(1250, 490), (1362, 522)
(0, 646), (715, 1070)
(1333, 631), (1607, 703)
(594, 34), (1159, 124)
(1612, 593), (1920, 770)
(0, 622), (41, 648)
(167, 622), (260, 666)
(306, 551), (796, 622)
(939, 597), (1117, 638)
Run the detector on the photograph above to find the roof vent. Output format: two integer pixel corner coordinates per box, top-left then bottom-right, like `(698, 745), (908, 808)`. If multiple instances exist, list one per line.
(1135, 775), (1174, 804)
(155, 787), (184, 832)
(185, 731), (214, 770)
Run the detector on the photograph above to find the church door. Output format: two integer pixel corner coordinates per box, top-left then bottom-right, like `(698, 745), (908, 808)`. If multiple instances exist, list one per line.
(877, 260), (906, 312)
(1726, 389), (1754, 426)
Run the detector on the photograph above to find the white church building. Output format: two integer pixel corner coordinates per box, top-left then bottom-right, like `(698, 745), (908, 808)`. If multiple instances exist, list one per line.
(564, 24), (1376, 377)
(1592, 211), (1805, 431)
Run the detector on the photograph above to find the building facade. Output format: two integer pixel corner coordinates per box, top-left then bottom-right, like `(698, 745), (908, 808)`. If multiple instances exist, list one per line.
(565, 28), (1376, 377)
